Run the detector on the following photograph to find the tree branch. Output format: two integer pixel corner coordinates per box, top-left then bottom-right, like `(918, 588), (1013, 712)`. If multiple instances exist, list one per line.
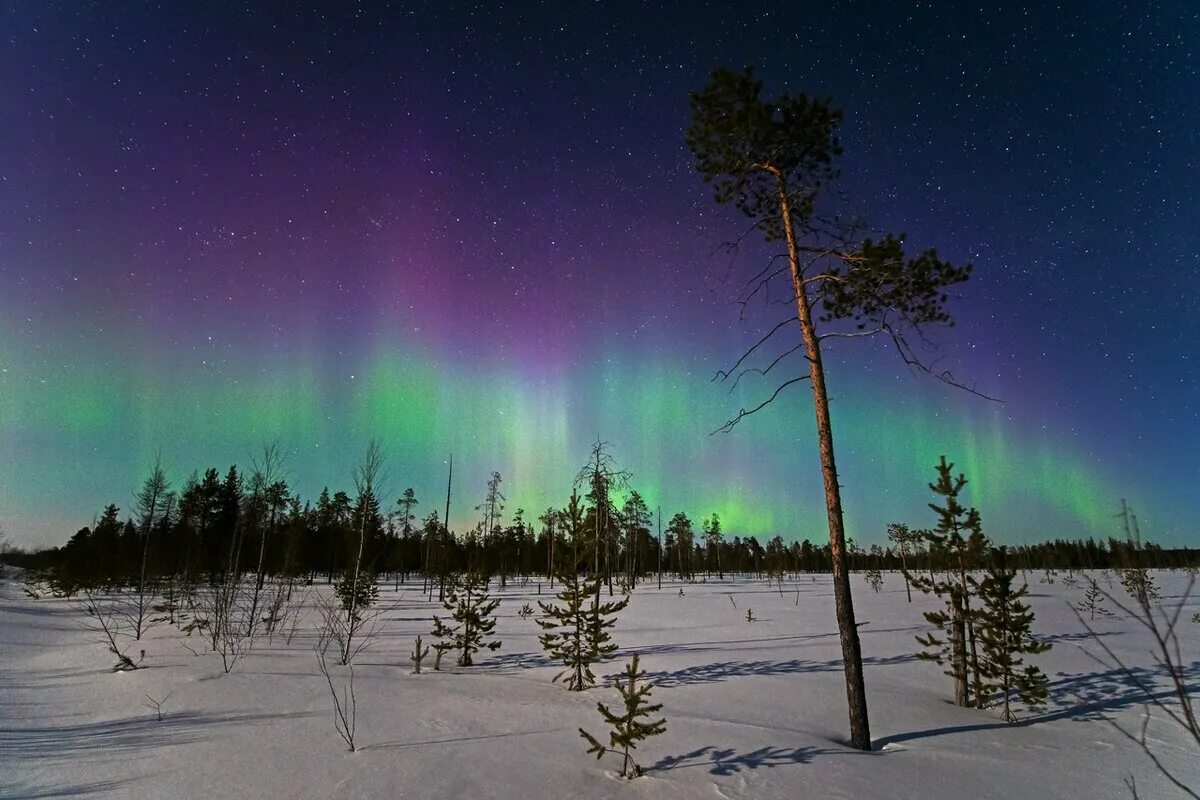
(728, 342), (805, 392)
(711, 376), (810, 435)
(713, 317), (798, 383)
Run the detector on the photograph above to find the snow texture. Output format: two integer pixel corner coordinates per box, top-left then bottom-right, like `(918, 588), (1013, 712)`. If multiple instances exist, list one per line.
(2, 568), (1196, 799)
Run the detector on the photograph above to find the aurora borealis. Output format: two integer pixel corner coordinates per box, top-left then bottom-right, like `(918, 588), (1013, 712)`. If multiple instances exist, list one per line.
(1, 2), (1196, 548)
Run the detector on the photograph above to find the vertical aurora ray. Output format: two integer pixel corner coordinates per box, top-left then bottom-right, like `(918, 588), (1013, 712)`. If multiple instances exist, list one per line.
(0, 323), (1185, 547)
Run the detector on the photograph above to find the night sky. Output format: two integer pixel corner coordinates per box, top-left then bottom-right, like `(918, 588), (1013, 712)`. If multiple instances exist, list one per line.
(2, 2), (1196, 548)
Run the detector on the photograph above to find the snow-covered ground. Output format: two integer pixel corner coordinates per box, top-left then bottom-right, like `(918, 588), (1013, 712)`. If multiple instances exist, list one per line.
(2, 569), (1196, 799)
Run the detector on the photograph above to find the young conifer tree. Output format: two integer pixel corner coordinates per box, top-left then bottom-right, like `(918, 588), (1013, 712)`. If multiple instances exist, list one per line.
(538, 490), (629, 690)
(976, 553), (1051, 721)
(1120, 567), (1160, 609)
(909, 456), (990, 707)
(579, 654), (667, 778)
(429, 613), (455, 670)
(435, 571), (501, 666)
(1076, 577), (1114, 620)
(538, 570), (628, 690)
(887, 522), (918, 602)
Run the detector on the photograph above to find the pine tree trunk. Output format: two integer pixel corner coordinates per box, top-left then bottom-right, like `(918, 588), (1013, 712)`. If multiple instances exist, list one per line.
(951, 592), (969, 707)
(776, 172), (871, 750)
(964, 595), (984, 708)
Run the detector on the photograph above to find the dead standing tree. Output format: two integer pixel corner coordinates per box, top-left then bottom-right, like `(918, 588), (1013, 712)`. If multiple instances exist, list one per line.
(575, 439), (630, 597)
(686, 66), (994, 751)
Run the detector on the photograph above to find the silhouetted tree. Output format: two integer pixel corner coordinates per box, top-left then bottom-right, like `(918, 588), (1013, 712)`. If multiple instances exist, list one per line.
(580, 654), (666, 778)
(976, 551), (1051, 721)
(911, 456), (991, 708)
(686, 65), (984, 750)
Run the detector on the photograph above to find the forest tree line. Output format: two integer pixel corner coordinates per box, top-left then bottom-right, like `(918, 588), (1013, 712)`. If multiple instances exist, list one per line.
(4, 442), (1194, 595)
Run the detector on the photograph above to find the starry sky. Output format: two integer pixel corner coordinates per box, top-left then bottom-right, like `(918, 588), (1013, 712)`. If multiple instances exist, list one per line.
(1, 1), (1196, 549)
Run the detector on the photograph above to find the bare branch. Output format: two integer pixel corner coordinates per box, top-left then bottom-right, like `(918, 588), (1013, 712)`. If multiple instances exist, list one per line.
(713, 318), (799, 384)
(1074, 576), (1198, 798)
(728, 342), (805, 392)
(711, 376), (810, 435)
(889, 327), (1004, 403)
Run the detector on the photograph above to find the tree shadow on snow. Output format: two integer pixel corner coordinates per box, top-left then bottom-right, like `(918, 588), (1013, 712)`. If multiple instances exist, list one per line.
(874, 661), (1200, 748)
(650, 744), (821, 775)
(617, 632), (842, 660)
(485, 650), (556, 671)
(0, 710), (314, 762)
(1037, 629), (1117, 645)
(0, 778), (135, 798)
(365, 726), (562, 751)
(623, 653), (917, 689)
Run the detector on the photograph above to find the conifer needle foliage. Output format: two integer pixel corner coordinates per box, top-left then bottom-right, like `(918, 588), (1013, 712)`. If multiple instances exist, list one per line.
(976, 559), (1051, 721)
(537, 567), (629, 691)
(910, 455), (991, 708)
(431, 571), (501, 667)
(579, 654), (667, 778)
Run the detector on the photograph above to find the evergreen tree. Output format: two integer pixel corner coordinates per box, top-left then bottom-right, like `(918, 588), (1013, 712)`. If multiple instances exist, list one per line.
(391, 487), (419, 589)
(538, 569), (629, 690)
(887, 522), (918, 602)
(976, 556), (1051, 721)
(538, 490), (630, 689)
(396, 488), (419, 536)
(686, 66), (976, 751)
(910, 456), (990, 708)
(476, 472), (506, 580)
(580, 654), (667, 778)
(703, 513), (723, 579)
(863, 564), (883, 593)
(334, 569), (379, 623)
(1075, 577), (1114, 620)
(668, 513), (694, 580)
(435, 571), (501, 666)
(1119, 567), (1160, 610)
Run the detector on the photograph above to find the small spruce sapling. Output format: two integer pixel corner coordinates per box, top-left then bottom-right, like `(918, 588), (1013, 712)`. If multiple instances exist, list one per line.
(1119, 567), (1160, 608)
(538, 566), (629, 691)
(976, 557), (1051, 721)
(430, 616), (453, 671)
(435, 572), (502, 666)
(335, 569), (380, 624)
(580, 654), (667, 778)
(1075, 578), (1114, 620)
(863, 566), (883, 593)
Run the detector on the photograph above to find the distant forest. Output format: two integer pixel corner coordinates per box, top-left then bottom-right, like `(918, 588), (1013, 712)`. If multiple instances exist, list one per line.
(3, 442), (1195, 593)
